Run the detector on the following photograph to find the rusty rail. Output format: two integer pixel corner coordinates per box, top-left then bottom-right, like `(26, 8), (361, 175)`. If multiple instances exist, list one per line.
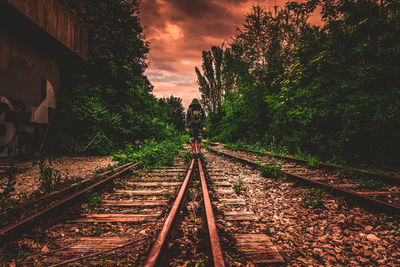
(145, 157), (225, 266)
(0, 162), (139, 239)
(237, 147), (400, 184)
(144, 159), (195, 267)
(209, 147), (400, 215)
(0, 162), (133, 220)
(197, 158), (225, 267)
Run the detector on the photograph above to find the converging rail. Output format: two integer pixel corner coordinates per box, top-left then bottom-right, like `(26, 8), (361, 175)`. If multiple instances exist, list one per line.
(3, 147), (290, 265)
(236, 147), (400, 184)
(208, 143), (400, 215)
(144, 158), (225, 266)
(144, 158), (195, 266)
(198, 158), (225, 267)
(3, 150), (197, 265)
(0, 161), (139, 239)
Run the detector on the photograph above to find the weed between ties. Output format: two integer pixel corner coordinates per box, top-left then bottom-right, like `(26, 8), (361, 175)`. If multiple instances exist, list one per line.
(233, 177), (244, 195)
(303, 187), (324, 208)
(259, 164), (283, 179)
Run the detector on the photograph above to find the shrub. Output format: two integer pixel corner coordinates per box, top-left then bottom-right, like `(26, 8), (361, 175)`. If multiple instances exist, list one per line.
(113, 136), (184, 168)
(39, 156), (68, 193)
(259, 164), (282, 179)
(303, 187), (324, 208)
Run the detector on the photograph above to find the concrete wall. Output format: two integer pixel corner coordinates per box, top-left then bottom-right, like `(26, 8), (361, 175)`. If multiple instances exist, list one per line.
(0, 0), (88, 155)
(5, 0), (88, 60)
(0, 22), (60, 107)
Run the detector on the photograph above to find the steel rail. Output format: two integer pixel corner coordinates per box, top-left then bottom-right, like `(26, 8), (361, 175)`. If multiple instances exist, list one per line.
(0, 162), (139, 239)
(237, 147), (400, 184)
(208, 148), (400, 215)
(144, 158), (195, 267)
(197, 158), (225, 267)
(0, 161), (134, 219)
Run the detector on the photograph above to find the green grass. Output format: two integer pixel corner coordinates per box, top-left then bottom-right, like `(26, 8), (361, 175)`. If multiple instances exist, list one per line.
(303, 187), (324, 208)
(357, 179), (386, 191)
(259, 164), (282, 179)
(113, 137), (184, 168)
(233, 177), (244, 194)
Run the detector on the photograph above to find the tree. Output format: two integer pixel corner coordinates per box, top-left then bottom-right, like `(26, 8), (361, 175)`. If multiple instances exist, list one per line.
(195, 46), (224, 113)
(48, 0), (182, 154)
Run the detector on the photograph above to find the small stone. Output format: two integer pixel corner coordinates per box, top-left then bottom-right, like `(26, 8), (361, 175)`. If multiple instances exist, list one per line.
(74, 228), (80, 233)
(139, 230), (147, 235)
(41, 245), (50, 253)
(365, 226), (373, 231)
(334, 247), (342, 253)
(377, 245), (385, 252)
(313, 248), (323, 255)
(364, 250), (373, 257)
(287, 226), (295, 233)
(366, 234), (380, 242)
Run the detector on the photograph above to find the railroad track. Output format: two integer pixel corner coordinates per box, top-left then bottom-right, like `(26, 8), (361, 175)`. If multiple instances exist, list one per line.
(207, 143), (400, 215)
(1, 154), (188, 265)
(1, 148), (286, 265)
(145, 155), (284, 266)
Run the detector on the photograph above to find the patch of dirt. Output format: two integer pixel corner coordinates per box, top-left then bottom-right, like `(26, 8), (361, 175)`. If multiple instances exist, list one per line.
(1, 156), (114, 199)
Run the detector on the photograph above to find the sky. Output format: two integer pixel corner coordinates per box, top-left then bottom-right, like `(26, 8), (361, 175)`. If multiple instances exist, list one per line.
(139, 0), (320, 108)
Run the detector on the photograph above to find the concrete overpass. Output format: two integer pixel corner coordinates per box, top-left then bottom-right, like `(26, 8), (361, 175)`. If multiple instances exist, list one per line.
(0, 0), (88, 156)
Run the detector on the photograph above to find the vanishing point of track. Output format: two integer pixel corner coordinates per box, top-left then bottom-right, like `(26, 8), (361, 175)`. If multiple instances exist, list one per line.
(1, 152), (229, 265)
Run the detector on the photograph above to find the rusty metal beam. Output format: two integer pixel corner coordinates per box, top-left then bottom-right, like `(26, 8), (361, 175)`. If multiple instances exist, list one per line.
(144, 159), (195, 267)
(198, 158), (225, 267)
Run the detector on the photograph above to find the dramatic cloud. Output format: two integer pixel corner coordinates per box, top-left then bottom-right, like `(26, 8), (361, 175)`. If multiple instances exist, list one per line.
(140, 0), (320, 108)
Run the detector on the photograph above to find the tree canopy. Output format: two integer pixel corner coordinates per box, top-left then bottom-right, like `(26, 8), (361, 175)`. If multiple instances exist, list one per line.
(197, 0), (400, 169)
(47, 0), (185, 155)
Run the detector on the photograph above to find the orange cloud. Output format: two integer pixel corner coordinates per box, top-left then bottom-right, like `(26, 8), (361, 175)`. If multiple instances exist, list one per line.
(140, 0), (321, 108)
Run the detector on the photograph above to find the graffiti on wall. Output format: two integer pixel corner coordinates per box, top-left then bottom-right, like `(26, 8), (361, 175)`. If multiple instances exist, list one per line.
(0, 80), (56, 156)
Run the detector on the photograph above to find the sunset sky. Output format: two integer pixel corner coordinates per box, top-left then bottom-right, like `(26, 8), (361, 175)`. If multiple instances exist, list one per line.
(140, 0), (320, 108)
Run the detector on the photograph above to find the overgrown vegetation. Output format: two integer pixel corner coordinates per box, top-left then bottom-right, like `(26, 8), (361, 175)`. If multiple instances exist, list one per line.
(303, 187), (325, 208)
(0, 158), (17, 212)
(233, 177), (244, 194)
(38, 156), (68, 193)
(93, 164), (117, 175)
(357, 179), (386, 191)
(47, 0), (185, 156)
(112, 136), (184, 168)
(259, 164), (282, 179)
(86, 189), (102, 208)
(197, 0), (400, 170)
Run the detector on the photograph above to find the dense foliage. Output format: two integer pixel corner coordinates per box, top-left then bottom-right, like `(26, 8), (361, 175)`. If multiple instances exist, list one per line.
(198, 0), (400, 169)
(113, 135), (186, 168)
(47, 0), (185, 155)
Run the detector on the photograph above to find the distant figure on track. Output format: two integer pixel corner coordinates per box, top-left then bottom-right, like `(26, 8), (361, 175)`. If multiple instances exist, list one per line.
(186, 98), (206, 157)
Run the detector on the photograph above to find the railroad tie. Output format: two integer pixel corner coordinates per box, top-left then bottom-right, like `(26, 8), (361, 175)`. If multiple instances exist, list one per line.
(66, 213), (160, 223)
(224, 211), (259, 221)
(101, 200), (168, 206)
(234, 234), (285, 264)
(114, 189), (172, 195)
(213, 181), (232, 187)
(218, 198), (246, 205)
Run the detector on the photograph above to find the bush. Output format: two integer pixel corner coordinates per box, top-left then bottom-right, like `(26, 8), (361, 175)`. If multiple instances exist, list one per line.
(113, 136), (184, 168)
(39, 156), (69, 193)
